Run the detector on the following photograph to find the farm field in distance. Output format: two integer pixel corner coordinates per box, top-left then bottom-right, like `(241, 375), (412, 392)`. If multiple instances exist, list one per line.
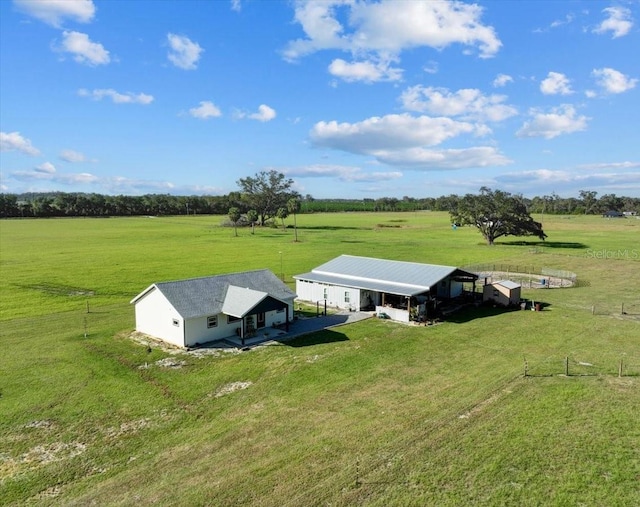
(1, 212), (639, 506)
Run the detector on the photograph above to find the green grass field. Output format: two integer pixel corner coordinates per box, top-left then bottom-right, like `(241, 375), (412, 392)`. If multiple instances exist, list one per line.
(1, 212), (639, 505)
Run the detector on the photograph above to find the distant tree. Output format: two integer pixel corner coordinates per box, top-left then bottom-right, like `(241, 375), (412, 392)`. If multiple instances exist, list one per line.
(237, 170), (297, 226)
(450, 187), (547, 245)
(228, 207), (241, 237)
(246, 209), (258, 235)
(579, 190), (598, 214)
(276, 207), (288, 230)
(287, 197), (301, 242)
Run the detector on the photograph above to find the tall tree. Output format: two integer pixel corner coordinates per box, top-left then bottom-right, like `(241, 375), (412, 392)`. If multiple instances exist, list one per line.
(450, 187), (547, 245)
(276, 207), (288, 230)
(228, 207), (241, 237)
(579, 190), (598, 214)
(287, 197), (301, 242)
(237, 170), (296, 226)
(246, 209), (258, 235)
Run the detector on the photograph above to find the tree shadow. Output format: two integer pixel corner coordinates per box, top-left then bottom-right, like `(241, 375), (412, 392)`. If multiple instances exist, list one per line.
(279, 329), (349, 347)
(497, 240), (588, 249)
(299, 225), (368, 231)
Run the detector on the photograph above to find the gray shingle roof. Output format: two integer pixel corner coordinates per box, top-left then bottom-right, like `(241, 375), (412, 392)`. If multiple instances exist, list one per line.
(131, 269), (296, 319)
(294, 255), (475, 296)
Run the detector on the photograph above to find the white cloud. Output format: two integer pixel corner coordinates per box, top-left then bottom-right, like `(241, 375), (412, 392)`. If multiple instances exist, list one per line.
(496, 168), (640, 194)
(493, 73), (513, 87)
(240, 104), (276, 122)
(283, 0), (501, 79)
(310, 113), (511, 170)
(77, 88), (154, 104)
(286, 164), (403, 182)
(593, 6), (633, 38)
(0, 131), (41, 156)
(372, 146), (511, 169)
(423, 60), (439, 74)
(35, 161), (56, 174)
(311, 114), (478, 152)
(189, 101), (222, 119)
(14, 0), (95, 27)
(516, 105), (589, 139)
(230, 0), (241, 12)
(540, 71), (573, 95)
(60, 149), (90, 162)
(57, 31), (110, 66)
(328, 57), (402, 83)
(167, 33), (203, 70)
(592, 67), (637, 94)
(399, 86), (517, 122)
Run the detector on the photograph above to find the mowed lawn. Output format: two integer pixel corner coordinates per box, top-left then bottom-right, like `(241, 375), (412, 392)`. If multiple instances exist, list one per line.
(0, 212), (639, 506)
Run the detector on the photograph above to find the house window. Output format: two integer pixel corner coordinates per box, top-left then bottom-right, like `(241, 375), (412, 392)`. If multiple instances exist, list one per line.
(344, 292), (350, 303)
(323, 287), (328, 299)
(207, 316), (218, 328)
(172, 319), (179, 327)
(227, 315), (240, 323)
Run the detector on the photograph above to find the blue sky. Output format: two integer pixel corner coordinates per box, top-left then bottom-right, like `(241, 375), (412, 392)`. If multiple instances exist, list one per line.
(1, 0), (638, 198)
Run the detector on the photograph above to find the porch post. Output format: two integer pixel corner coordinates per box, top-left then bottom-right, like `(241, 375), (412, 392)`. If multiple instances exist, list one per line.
(241, 317), (245, 347)
(285, 305), (290, 331)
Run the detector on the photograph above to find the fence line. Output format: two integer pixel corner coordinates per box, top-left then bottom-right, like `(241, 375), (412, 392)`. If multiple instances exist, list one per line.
(523, 355), (640, 378)
(465, 264), (577, 288)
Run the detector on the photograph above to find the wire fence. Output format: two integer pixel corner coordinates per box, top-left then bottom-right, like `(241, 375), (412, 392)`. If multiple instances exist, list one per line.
(523, 355), (640, 377)
(465, 264), (578, 288)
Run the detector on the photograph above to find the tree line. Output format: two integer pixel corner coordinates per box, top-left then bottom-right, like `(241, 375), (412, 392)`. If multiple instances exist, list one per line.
(1, 171), (638, 218)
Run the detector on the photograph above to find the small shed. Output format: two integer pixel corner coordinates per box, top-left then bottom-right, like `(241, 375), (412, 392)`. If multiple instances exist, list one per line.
(483, 280), (521, 307)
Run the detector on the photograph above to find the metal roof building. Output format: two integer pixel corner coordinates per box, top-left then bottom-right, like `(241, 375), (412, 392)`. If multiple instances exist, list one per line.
(294, 255), (478, 322)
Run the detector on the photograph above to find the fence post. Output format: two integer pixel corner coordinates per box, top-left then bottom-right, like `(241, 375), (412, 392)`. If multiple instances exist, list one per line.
(524, 358), (528, 377)
(565, 356), (569, 376)
(591, 305), (595, 315)
(619, 359), (623, 378)
(621, 303), (625, 315)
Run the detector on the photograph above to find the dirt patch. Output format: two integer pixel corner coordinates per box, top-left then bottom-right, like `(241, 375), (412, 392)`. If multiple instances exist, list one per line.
(211, 381), (253, 398)
(154, 357), (187, 369)
(24, 420), (55, 430)
(105, 418), (151, 439)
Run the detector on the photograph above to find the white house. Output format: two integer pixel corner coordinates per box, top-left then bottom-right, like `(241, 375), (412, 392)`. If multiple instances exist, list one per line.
(131, 269), (296, 348)
(294, 255), (478, 323)
(483, 280), (521, 307)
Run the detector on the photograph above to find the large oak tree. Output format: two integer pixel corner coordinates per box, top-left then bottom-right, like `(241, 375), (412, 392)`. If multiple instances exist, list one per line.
(236, 170), (298, 226)
(450, 187), (547, 245)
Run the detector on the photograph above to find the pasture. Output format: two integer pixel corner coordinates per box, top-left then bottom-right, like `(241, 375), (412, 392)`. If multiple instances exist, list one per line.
(1, 212), (639, 505)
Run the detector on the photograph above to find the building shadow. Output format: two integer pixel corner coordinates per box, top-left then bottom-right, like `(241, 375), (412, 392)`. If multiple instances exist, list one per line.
(445, 301), (551, 323)
(278, 329), (349, 347)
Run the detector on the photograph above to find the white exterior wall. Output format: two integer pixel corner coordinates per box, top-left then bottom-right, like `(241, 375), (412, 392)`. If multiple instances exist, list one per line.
(296, 280), (359, 310)
(134, 289), (184, 347)
(483, 284), (521, 306)
(184, 314), (242, 347)
(376, 305), (410, 322)
(183, 298), (294, 347)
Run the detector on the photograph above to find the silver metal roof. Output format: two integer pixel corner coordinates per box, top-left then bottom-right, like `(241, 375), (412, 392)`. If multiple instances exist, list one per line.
(294, 255), (474, 296)
(494, 280), (521, 290)
(131, 269), (296, 319)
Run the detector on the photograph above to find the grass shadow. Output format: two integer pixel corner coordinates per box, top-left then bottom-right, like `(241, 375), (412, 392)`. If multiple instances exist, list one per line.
(497, 240), (588, 249)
